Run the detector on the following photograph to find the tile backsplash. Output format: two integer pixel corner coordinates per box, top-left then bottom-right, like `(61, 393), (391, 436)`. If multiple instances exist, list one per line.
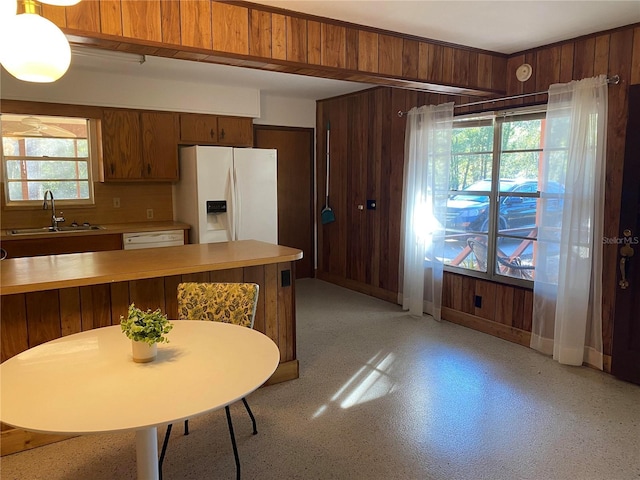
(0, 182), (174, 229)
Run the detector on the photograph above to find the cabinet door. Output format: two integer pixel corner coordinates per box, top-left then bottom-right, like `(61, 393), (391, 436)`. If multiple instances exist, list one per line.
(141, 112), (179, 180)
(102, 110), (143, 180)
(217, 116), (253, 146)
(179, 113), (218, 143)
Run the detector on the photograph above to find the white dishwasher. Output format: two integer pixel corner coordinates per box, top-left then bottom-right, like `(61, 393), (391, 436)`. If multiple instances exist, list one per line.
(123, 230), (185, 250)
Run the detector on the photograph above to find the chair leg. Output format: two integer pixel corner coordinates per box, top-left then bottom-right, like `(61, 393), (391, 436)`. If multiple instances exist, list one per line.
(158, 423), (173, 480)
(225, 406), (241, 480)
(184, 419), (189, 436)
(241, 397), (257, 435)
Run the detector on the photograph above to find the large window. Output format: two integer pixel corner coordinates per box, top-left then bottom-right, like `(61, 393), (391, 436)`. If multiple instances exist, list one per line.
(444, 111), (549, 284)
(1, 114), (94, 205)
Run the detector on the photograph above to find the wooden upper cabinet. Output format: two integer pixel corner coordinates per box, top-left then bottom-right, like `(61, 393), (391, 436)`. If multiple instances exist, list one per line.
(217, 116), (253, 147)
(179, 114), (253, 147)
(101, 109), (143, 180)
(141, 112), (179, 180)
(180, 114), (218, 144)
(102, 110), (178, 182)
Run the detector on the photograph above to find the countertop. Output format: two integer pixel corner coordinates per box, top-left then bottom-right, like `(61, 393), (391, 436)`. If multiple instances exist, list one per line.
(0, 221), (191, 241)
(0, 240), (303, 295)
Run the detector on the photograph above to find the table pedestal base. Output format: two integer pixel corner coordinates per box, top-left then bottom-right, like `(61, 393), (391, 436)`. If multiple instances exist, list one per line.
(136, 427), (159, 480)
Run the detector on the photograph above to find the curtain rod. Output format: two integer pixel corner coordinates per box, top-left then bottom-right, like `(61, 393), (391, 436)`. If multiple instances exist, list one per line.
(397, 74), (620, 117)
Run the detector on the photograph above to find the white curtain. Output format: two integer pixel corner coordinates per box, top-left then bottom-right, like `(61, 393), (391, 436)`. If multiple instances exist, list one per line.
(400, 103), (453, 319)
(531, 75), (608, 369)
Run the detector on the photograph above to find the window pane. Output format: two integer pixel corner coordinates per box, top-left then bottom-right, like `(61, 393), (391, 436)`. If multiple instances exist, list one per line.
(450, 154), (493, 190)
(499, 152), (541, 180)
(444, 234), (489, 273)
(451, 124), (493, 191)
(7, 182), (26, 200)
(2, 137), (19, 156)
(446, 194), (490, 233)
(452, 125), (493, 153)
(6, 160), (89, 180)
(495, 239), (536, 280)
(24, 138), (87, 158)
(6, 181), (90, 201)
(497, 194), (539, 235)
(501, 119), (543, 151)
(5, 159), (23, 179)
(544, 149), (568, 185)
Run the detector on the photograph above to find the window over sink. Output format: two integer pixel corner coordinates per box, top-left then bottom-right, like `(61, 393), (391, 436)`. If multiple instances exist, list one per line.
(1, 113), (95, 206)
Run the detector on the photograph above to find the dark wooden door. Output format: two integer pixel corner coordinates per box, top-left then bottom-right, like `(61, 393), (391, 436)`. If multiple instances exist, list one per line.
(254, 126), (314, 279)
(611, 85), (640, 385)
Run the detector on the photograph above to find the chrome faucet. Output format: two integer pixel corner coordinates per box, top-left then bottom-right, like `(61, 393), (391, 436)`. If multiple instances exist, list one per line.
(43, 190), (65, 230)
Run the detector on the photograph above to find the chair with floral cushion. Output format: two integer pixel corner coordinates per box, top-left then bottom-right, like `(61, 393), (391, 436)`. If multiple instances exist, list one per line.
(159, 282), (260, 480)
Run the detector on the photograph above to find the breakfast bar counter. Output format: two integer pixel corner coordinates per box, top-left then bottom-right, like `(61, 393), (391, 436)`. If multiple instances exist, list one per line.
(0, 240), (302, 455)
(1, 240), (302, 295)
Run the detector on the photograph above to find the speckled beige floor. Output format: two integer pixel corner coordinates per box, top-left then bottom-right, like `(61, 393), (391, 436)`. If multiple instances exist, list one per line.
(2, 279), (639, 480)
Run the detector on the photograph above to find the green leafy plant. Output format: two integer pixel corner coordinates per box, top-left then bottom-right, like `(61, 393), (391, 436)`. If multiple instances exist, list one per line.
(120, 303), (173, 345)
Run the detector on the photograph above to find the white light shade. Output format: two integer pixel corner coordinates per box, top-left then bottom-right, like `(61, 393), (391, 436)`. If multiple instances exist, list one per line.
(0, 0), (17, 20)
(0, 13), (71, 83)
(39, 0), (81, 5)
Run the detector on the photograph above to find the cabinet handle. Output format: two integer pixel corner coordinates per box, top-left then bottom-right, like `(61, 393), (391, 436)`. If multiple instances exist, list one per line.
(110, 163), (115, 175)
(210, 128), (214, 139)
(220, 128), (225, 140)
(147, 163), (151, 175)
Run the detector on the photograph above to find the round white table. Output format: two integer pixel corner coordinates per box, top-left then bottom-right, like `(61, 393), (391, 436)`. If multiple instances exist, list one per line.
(0, 321), (280, 480)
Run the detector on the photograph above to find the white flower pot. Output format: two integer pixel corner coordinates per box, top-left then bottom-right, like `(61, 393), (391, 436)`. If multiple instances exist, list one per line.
(131, 340), (157, 363)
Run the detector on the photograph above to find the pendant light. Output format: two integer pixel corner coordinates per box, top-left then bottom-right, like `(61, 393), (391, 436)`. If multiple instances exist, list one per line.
(0, 0), (74, 83)
(39, 0), (81, 4)
(0, 0), (17, 19)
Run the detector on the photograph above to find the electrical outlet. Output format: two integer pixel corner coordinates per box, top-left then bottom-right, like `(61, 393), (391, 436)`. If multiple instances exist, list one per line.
(113, 197), (120, 208)
(474, 295), (482, 308)
(146, 209), (154, 219)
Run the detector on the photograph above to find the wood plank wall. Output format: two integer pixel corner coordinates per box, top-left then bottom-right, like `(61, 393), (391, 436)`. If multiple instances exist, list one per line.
(316, 24), (640, 359)
(40, 0), (506, 97)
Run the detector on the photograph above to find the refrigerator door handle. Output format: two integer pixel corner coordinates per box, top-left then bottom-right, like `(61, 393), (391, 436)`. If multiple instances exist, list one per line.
(234, 166), (242, 241)
(228, 166), (236, 241)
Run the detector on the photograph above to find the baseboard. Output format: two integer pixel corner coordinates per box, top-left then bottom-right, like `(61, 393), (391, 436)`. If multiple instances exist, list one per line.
(1, 428), (74, 457)
(315, 271), (397, 303)
(442, 307), (531, 347)
(266, 359), (299, 385)
(442, 307), (613, 373)
(603, 355), (612, 373)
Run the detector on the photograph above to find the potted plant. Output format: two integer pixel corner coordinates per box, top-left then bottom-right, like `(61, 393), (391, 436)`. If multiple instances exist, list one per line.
(120, 303), (173, 363)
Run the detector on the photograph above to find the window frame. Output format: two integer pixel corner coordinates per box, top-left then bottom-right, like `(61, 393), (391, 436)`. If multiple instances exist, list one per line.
(444, 108), (547, 288)
(1, 114), (97, 208)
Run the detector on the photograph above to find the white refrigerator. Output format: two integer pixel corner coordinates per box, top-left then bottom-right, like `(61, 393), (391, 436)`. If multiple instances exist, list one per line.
(173, 146), (278, 244)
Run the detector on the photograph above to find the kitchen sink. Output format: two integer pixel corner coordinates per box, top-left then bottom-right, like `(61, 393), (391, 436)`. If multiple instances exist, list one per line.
(9, 225), (104, 235)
